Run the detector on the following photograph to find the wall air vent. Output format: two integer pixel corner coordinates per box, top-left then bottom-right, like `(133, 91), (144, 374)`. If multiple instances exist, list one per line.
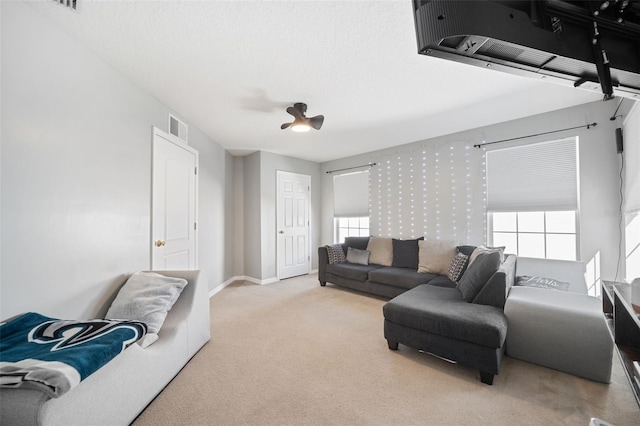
(412, 0), (640, 101)
(169, 114), (189, 143)
(53, 0), (77, 10)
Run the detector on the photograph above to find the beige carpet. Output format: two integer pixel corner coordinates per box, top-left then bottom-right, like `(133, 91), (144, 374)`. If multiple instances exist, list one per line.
(133, 274), (638, 426)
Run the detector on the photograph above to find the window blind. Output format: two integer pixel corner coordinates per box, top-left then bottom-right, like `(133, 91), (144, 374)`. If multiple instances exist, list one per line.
(486, 138), (578, 212)
(333, 171), (369, 217)
(623, 104), (640, 214)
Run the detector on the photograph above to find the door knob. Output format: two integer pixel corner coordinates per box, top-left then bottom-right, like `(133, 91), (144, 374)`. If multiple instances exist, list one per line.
(155, 240), (166, 247)
(279, 230), (284, 234)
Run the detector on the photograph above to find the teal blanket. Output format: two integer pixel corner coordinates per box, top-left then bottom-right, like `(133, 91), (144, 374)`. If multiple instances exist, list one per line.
(0, 312), (146, 398)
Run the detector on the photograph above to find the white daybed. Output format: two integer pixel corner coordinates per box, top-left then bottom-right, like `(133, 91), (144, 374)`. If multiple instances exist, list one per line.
(0, 270), (210, 426)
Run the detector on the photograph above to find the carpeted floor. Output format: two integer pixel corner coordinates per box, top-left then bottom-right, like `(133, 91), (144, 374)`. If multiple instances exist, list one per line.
(133, 273), (638, 425)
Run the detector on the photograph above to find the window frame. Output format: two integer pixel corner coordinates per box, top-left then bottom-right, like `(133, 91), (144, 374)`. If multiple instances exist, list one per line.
(487, 210), (580, 260)
(333, 216), (370, 244)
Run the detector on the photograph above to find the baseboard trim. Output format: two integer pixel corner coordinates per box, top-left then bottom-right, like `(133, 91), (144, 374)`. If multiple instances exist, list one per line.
(209, 276), (280, 297)
(208, 277), (236, 298)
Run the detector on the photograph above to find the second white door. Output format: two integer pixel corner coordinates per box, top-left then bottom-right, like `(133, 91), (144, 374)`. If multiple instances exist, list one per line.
(277, 171), (310, 280)
(151, 127), (198, 270)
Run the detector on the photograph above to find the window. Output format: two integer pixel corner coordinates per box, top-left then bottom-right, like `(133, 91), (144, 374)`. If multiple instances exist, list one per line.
(485, 138), (579, 261)
(490, 211), (577, 260)
(332, 170), (370, 243)
(335, 217), (370, 243)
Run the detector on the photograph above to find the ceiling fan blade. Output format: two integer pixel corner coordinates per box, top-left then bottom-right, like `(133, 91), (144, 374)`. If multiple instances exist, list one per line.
(281, 122), (293, 130)
(286, 106), (303, 120)
(309, 115), (324, 130)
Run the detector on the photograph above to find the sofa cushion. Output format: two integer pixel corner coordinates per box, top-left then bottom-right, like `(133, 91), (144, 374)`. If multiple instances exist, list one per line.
(325, 244), (346, 264)
(367, 237), (393, 266)
(392, 237), (423, 269)
(417, 240), (457, 275)
(469, 245), (505, 266)
(457, 252), (501, 302)
(368, 267), (437, 290)
(326, 263), (383, 282)
(457, 245), (477, 256)
(346, 247), (370, 265)
(383, 284), (507, 348)
(447, 252), (469, 283)
(472, 254), (516, 309)
(425, 275), (457, 288)
(344, 236), (370, 251)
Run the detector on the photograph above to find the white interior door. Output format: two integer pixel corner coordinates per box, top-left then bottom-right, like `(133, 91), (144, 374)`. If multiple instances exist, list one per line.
(277, 171), (310, 280)
(152, 127), (198, 270)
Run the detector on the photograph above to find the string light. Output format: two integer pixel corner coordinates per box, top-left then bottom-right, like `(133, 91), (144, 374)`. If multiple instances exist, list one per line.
(366, 137), (488, 244)
(422, 149), (428, 238)
(435, 148), (440, 239)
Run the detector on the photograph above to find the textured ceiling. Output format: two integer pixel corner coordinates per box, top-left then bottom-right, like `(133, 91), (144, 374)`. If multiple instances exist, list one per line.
(26, 0), (603, 163)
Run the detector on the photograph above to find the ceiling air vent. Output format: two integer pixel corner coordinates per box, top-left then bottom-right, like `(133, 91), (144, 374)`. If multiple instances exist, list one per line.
(53, 0), (77, 10)
(169, 114), (189, 143)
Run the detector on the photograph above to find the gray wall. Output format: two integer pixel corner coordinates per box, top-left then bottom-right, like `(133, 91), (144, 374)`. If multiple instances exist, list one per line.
(321, 100), (634, 282)
(240, 151), (321, 281)
(259, 151), (321, 279)
(242, 152), (262, 280)
(1, 1), (234, 320)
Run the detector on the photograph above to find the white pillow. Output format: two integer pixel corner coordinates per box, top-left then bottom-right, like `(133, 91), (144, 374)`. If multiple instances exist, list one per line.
(417, 240), (457, 275)
(105, 272), (188, 336)
(366, 237), (393, 266)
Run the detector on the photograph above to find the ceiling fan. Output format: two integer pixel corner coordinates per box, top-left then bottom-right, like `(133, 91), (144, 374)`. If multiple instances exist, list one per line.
(281, 103), (324, 132)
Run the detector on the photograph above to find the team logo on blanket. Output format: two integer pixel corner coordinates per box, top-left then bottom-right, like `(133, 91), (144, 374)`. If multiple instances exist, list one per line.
(28, 319), (147, 352)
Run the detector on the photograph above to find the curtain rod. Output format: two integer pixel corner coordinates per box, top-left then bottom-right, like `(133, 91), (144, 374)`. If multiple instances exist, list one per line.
(326, 163), (377, 174)
(473, 122), (597, 148)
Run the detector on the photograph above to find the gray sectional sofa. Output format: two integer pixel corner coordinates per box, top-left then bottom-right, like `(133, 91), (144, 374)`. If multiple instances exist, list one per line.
(318, 237), (514, 307)
(318, 236), (517, 385)
(318, 237), (456, 298)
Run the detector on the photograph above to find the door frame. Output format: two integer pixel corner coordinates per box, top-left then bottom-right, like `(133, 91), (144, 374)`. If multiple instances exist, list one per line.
(276, 170), (311, 280)
(151, 126), (199, 270)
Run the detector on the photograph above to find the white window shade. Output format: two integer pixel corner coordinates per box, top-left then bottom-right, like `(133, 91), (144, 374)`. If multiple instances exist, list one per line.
(333, 171), (369, 217)
(486, 138), (578, 212)
(623, 104), (640, 214)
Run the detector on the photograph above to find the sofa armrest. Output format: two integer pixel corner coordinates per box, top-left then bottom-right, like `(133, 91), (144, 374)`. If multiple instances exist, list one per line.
(318, 246), (329, 284)
(472, 254), (517, 309)
(504, 286), (613, 383)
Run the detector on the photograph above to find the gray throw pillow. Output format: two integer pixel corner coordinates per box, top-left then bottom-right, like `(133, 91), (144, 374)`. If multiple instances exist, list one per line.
(516, 275), (570, 291)
(456, 252), (501, 302)
(391, 237), (424, 269)
(105, 272), (188, 335)
(346, 247), (370, 265)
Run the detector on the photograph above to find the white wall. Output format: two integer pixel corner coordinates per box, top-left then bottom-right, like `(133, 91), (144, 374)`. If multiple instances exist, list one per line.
(321, 100), (634, 282)
(0, 1), (234, 320)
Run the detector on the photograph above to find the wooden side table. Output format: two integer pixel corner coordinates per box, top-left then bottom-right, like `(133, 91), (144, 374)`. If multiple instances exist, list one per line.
(602, 281), (640, 407)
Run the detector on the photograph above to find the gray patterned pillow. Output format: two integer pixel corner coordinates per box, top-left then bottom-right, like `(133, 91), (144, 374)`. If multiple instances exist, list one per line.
(325, 244), (346, 264)
(447, 252), (469, 283)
